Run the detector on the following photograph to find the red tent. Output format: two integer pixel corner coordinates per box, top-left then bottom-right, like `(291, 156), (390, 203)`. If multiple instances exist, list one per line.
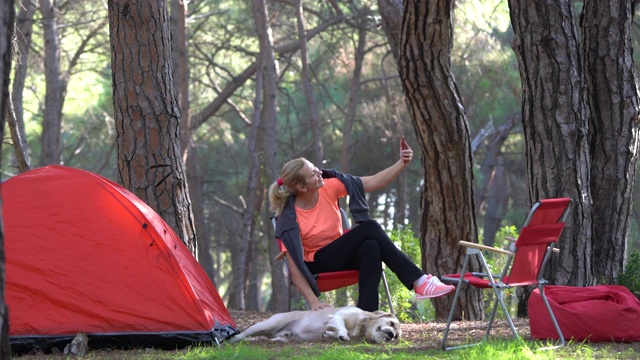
(2, 165), (237, 353)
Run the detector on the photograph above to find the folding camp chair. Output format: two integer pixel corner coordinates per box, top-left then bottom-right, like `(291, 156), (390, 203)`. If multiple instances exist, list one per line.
(271, 208), (395, 315)
(440, 197), (571, 350)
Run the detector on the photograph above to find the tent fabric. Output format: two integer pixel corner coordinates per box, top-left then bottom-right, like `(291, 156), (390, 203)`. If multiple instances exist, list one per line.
(529, 285), (640, 342)
(2, 165), (237, 353)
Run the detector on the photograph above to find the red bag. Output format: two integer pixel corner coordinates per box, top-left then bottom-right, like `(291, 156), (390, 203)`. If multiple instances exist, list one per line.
(529, 285), (640, 342)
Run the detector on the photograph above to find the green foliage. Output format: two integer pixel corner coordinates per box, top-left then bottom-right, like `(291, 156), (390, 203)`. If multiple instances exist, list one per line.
(483, 225), (517, 277)
(492, 225), (518, 248)
(617, 249), (640, 299)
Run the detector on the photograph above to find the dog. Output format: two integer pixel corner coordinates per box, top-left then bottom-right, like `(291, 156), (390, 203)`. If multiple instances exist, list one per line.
(228, 306), (401, 344)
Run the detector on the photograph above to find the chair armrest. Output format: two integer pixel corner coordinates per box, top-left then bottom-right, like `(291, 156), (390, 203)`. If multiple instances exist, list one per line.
(458, 240), (514, 257)
(275, 251), (287, 261)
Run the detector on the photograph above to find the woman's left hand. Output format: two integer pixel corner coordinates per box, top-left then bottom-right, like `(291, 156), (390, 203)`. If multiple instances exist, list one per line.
(400, 136), (413, 165)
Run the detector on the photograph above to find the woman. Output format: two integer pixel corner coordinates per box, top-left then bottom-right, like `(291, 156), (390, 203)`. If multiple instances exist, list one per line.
(268, 138), (454, 311)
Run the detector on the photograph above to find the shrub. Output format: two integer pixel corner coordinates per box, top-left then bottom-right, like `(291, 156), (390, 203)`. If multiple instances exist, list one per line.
(617, 249), (640, 299)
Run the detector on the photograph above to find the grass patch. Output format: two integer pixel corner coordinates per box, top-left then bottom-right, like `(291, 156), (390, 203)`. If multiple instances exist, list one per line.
(64, 339), (636, 360)
(16, 338), (640, 359)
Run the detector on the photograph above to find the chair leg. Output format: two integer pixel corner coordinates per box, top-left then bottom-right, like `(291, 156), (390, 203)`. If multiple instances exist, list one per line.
(442, 254), (472, 350)
(537, 284), (565, 349)
(286, 278), (292, 312)
(381, 270), (395, 315)
(485, 287), (519, 341)
(484, 295), (500, 340)
(283, 256), (308, 311)
(441, 277), (466, 350)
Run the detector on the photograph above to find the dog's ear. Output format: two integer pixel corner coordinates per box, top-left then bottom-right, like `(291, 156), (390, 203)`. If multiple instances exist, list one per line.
(350, 312), (373, 335)
(356, 311), (373, 323)
(371, 311), (394, 319)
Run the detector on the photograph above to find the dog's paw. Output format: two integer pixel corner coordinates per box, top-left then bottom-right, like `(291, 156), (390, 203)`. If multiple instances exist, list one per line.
(227, 334), (243, 343)
(322, 329), (350, 341)
(272, 331), (293, 341)
(322, 329), (338, 340)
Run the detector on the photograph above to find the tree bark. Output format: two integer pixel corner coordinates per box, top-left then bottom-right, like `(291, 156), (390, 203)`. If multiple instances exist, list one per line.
(0, 0), (15, 357)
(377, 0), (409, 228)
(108, 0), (198, 256)
(377, 0), (403, 62)
(476, 118), (515, 247)
(39, 0), (65, 165)
(170, 0), (190, 156)
(295, 0), (323, 165)
(481, 154), (509, 248)
(508, 0), (592, 289)
(6, 94), (30, 172)
(340, 7), (368, 175)
(240, 0), (284, 312)
(168, 0), (216, 279)
(398, 0), (482, 321)
(508, 0), (594, 316)
(8, 0), (35, 172)
(583, 0), (640, 284)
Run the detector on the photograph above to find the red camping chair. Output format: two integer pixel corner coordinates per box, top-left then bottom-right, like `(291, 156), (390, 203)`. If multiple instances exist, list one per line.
(271, 208), (394, 314)
(440, 197), (572, 350)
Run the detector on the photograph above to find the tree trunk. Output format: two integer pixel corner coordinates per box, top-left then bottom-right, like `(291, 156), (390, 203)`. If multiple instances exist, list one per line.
(398, 0), (482, 321)
(186, 148), (215, 279)
(295, 0), (323, 165)
(340, 8), (368, 174)
(234, 82), (261, 309)
(8, 0), (35, 172)
(477, 118), (515, 247)
(235, 0), (283, 312)
(583, 0), (640, 284)
(508, 0), (594, 316)
(108, 0), (198, 256)
(250, 0), (287, 313)
(377, 0), (403, 62)
(341, 12), (373, 301)
(0, 1), (15, 357)
(39, 0), (65, 165)
(7, 94), (30, 172)
(508, 0), (593, 288)
(168, 0), (216, 278)
(377, 0), (409, 228)
(481, 154), (509, 248)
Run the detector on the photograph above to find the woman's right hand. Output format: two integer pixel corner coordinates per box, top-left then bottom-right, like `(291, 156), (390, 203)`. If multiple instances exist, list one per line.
(309, 299), (331, 311)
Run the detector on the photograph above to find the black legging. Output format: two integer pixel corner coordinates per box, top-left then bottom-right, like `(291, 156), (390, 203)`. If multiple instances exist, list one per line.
(305, 219), (424, 311)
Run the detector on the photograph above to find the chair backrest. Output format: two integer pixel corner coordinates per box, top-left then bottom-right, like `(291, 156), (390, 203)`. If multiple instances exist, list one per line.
(507, 198), (571, 286)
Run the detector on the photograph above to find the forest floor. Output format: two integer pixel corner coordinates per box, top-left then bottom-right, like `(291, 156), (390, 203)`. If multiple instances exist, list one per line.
(14, 309), (640, 358)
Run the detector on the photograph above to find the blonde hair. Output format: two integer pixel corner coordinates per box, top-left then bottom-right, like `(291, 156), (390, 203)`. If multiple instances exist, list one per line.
(268, 157), (309, 216)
